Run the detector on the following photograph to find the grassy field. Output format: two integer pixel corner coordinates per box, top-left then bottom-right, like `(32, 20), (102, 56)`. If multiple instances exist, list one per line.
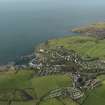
(10, 98), (78, 105)
(31, 74), (72, 98)
(0, 70), (33, 89)
(0, 70), (76, 105)
(34, 35), (105, 105)
(40, 98), (78, 105)
(47, 35), (105, 59)
(1, 35), (105, 105)
(82, 77), (105, 105)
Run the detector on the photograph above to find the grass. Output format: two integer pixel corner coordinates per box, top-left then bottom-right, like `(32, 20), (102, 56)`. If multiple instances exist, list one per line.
(0, 70), (73, 105)
(10, 98), (78, 105)
(47, 35), (105, 59)
(82, 80), (105, 105)
(40, 98), (78, 105)
(11, 101), (35, 105)
(40, 98), (63, 105)
(76, 75), (105, 105)
(1, 34), (105, 105)
(31, 74), (72, 98)
(35, 35), (105, 105)
(0, 70), (33, 89)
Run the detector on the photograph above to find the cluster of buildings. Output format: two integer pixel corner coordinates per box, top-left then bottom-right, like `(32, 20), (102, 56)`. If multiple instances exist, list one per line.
(43, 87), (84, 101)
(28, 46), (82, 74)
(27, 46), (105, 101)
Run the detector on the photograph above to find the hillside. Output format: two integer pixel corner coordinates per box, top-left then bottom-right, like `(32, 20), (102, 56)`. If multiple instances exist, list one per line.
(46, 35), (105, 59)
(0, 70), (76, 105)
(35, 34), (105, 105)
(1, 23), (105, 105)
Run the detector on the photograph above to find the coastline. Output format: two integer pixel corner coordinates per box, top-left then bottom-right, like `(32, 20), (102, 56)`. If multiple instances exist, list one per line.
(2, 22), (105, 71)
(1, 22), (105, 105)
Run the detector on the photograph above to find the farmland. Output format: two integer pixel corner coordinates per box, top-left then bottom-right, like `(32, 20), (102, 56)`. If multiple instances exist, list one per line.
(1, 23), (105, 105)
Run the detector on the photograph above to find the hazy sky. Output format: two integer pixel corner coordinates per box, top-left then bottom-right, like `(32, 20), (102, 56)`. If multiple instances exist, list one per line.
(0, 0), (105, 5)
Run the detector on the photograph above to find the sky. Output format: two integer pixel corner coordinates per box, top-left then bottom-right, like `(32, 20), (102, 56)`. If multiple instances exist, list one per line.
(0, 0), (105, 5)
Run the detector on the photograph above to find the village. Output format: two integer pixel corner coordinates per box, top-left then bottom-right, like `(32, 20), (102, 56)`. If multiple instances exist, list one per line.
(27, 46), (103, 101)
(0, 45), (103, 102)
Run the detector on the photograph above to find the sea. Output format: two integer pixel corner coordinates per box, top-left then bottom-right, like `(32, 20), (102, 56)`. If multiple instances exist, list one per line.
(0, 0), (105, 64)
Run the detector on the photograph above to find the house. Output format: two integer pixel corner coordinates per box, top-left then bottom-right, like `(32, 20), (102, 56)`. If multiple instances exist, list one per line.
(39, 49), (44, 53)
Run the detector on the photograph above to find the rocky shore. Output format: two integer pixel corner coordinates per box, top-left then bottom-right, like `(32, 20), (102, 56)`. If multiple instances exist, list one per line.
(72, 22), (105, 39)
(2, 22), (105, 72)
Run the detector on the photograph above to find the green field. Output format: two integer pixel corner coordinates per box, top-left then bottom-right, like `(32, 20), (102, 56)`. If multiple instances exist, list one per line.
(37, 35), (105, 105)
(81, 77), (105, 105)
(31, 74), (72, 98)
(10, 98), (78, 105)
(1, 35), (105, 105)
(1, 69), (105, 105)
(0, 70), (76, 105)
(47, 35), (105, 59)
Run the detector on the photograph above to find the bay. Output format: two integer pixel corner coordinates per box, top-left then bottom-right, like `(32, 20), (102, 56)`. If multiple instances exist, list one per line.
(0, 0), (105, 64)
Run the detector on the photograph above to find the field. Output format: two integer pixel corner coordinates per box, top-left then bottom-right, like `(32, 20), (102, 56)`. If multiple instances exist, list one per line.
(0, 70), (77, 105)
(3, 69), (105, 105)
(1, 34), (105, 105)
(81, 76), (105, 105)
(47, 35), (105, 59)
(37, 35), (105, 105)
